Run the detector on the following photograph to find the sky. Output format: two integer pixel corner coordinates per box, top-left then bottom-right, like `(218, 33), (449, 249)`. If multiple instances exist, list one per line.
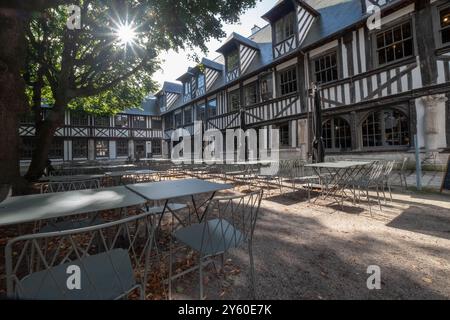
(152, 0), (275, 89)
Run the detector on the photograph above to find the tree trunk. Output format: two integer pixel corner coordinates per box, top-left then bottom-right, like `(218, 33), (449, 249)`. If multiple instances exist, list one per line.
(25, 100), (65, 181)
(0, 8), (29, 193)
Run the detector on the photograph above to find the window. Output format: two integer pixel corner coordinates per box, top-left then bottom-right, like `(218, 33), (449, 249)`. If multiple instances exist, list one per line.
(164, 114), (173, 129)
(260, 73), (273, 102)
(183, 81), (191, 96)
(72, 139), (88, 159)
(151, 119), (162, 130)
(278, 67), (297, 96)
(20, 112), (35, 125)
(49, 138), (64, 159)
(197, 74), (205, 91)
(21, 137), (35, 159)
(228, 90), (240, 111)
(94, 115), (110, 127)
(322, 118), (352, 151)
(314, 52), (338, 84)
(275, 12), (295, 44)
(71, 113), (89, 126)
(439, 6), (450, 46)
(116, 140), (128, 157)
(227, 49), (239, 72)
(152, 140), (162, 155)
(376, 21), (414, 66)
(244, 82), (258, 106)
(114, 115), (128, 128)
(362, 109), (410, 148)
(95, 140), (109, 158)
(132, 116), (146, 129)
(207, 99), (217, 118)
(184, 107), (193, 124)
(196, 104), (206, 121)
(278, 123), (290, 147)
(174, 111), (183, 127)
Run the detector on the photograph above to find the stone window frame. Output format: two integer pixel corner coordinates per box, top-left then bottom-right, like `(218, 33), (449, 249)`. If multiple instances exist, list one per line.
(359, 107), (411, 150)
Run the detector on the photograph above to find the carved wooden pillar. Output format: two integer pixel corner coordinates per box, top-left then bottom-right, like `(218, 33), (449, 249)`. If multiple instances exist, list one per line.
(421, 94), (448, 151)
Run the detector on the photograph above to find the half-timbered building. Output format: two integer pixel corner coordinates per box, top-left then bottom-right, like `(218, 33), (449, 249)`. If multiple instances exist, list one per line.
(18, 0), (450, 165)
(158, 0), (450, 163)
(19, 97), (163, 165)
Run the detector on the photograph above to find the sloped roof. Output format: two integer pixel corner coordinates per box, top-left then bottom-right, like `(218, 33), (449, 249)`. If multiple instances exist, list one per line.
(124, 97), (160, 116)
(216, 32), (260, 54)
(301, 0), (363, 48)
(201, 58), (223, 71)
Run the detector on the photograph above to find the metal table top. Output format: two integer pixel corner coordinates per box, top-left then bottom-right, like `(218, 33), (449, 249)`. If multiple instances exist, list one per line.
(39, 174), (105, 182)
(0, 186), (146, 227)
(104, 169), (157, 177)
(305, 161), (373, 169)
(126, 178), (232, 201)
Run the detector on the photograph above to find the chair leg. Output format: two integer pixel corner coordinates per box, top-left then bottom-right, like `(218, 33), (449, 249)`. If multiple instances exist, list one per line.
(168, 236), (173, 300)
(248, 242), (256, 300)
(388, 183), (393, 202)
(376, 185), (382, 212)
(199, 256), (204, 300)
(366, 188), (372, 217)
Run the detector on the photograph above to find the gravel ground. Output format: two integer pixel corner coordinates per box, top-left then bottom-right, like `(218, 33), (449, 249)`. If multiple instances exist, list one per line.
(172, 187), (450, 300)
(1, 181), (449, 300)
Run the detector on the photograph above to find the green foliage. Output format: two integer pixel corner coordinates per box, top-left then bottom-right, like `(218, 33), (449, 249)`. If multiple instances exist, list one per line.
(24, 0), (258, 115)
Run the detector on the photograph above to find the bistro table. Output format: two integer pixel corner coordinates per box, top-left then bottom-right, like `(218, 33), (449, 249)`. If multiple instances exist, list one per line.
(0, 186), (147, 227)
(39, 174), (105, 182)
(104, 169), (159, 185)
(126, 178), (233, 227)
(305, 161), (373, 207)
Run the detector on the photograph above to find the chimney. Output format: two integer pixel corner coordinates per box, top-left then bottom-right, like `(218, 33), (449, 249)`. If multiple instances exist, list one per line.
(251, 25), (261, 35)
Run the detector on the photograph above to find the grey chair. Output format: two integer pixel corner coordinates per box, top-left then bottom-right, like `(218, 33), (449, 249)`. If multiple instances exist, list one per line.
(5, 211), (158, 300)
(352, 162), (385, 215)
(168, 190), (263, 300)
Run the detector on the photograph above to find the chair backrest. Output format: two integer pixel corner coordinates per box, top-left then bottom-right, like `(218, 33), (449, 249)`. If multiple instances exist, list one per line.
(383, 160), (396, 177)
(400, 157), (409, 171)
(41, 179), (101, 193)
(5, 211), (156, 300)
(202, 190), (263, 253)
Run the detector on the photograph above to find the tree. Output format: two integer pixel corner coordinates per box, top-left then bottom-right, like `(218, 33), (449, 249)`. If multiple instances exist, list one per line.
(20, 0), (258, 182)
(0, 0), (72, 191)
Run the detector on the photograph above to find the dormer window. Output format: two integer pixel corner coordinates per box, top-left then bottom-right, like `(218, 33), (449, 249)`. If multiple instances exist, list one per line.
(275, 11), (295, 44)
(183, 81), (191, 97)
(197, 74), (205, 90)
(227, 49), (239, 72)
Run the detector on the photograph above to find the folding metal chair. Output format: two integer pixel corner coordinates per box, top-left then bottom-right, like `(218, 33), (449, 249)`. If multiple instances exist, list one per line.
(5, 211), (158, 300)
(168, 190), (263, 300)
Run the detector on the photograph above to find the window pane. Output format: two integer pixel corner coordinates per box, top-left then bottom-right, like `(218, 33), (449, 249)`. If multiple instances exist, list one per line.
(114, 115), (128, 128)
(72, 139), (88, 159)
(132, 116), (146, 129)
(94, 116), (110, 127)
(260, 74), (273, 101)
(244, 82), (258, 106)
(207, 99), (217, 118)
(116, 140), (128, 157)
(95, 140), (109, 158)
(440, 7), (450, 28)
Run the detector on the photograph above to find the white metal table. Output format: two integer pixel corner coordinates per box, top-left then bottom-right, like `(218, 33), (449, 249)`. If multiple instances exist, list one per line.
(126, 179), (233, 227)
(0, 186), (147, 227)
